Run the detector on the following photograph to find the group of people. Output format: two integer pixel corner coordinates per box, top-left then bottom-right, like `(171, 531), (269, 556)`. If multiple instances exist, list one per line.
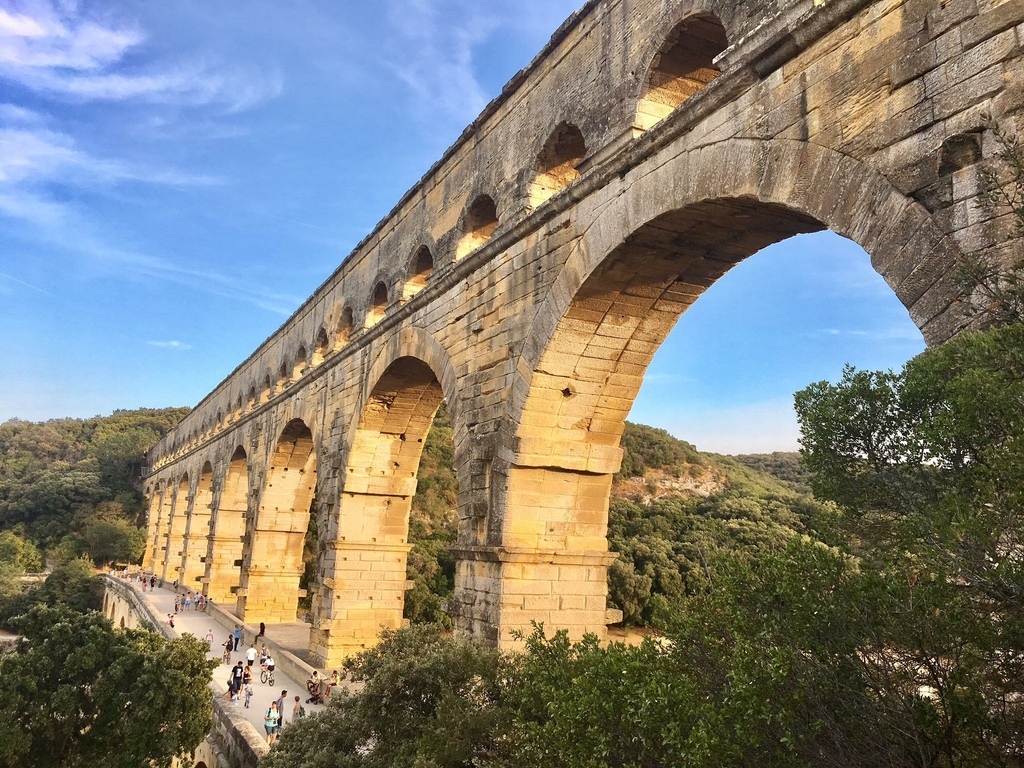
(113, 569), (157, 592)
(135, 577), (339, 747)
(263, 690), (306, 745)
(173, 591), (207, 612)
(305, 669), (342, 703)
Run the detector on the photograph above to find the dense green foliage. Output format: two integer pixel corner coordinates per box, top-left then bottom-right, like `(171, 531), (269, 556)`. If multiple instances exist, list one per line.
(405, 405), (458, 626)
(0, 408), (187, 568)
(607, 458), (826, 624)
(0, 604), (215, 768)
(731, 451), (811, 491)
(405, 412), (824, 628)
(262, 624), (503, 768)
(616, 422), (705, 479)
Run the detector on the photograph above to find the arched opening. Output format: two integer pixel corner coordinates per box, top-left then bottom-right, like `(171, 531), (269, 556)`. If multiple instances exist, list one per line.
(181, 462), (214, 590)
(366, 282), (389, 328)
(482, 189), (937, 648)
(143, 483), (166, 571)
(403, 246), (434, 300)
(456, 195), (499, 259)
(162, 474), (190, 583)
(277, 360), (290, 391)
(530, 123), (587, 208)
(312, 326), (330, 366)
(262, 373), (273, 403)
(336, 306), (355, 347)
(312, 356), (450, 664)
(120, 617), (125, 629)
(248, 385), (258, 410)
(206, 446), (248, 603)
(293, 345), (308, 379)
(636, 14), (728, 131)
(238, 419), (317, 624)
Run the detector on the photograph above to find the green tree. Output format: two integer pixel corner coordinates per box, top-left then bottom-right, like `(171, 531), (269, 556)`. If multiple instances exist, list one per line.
(0, 604), (215, 768)
(264, 624), (504, 768)
(80, 517), (146, 567)
(795, 323), (1024, 766)
(0, 557), (102, 628)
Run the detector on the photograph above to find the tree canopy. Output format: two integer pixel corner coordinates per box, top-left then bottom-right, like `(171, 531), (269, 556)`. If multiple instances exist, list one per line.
(0, 604), (215, 768)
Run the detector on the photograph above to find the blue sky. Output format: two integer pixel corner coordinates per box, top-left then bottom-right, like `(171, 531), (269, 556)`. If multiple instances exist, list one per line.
(0, 0), (925, 453)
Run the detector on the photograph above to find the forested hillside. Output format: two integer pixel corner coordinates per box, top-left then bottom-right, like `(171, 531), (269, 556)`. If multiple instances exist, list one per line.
(0, 408), (189, 566)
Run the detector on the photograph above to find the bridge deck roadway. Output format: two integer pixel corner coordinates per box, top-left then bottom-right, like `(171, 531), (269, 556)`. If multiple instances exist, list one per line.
(138, 583), (328, 738)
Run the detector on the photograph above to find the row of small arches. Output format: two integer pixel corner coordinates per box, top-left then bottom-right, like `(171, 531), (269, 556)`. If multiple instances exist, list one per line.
(154, 13), (730, 467)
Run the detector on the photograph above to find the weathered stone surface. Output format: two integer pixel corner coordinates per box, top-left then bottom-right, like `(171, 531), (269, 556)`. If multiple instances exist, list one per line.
(141, 0), (1024, 666)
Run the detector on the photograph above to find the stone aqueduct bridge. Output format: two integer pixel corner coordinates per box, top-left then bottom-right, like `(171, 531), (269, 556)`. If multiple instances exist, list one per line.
(143, 0), (1024, 667)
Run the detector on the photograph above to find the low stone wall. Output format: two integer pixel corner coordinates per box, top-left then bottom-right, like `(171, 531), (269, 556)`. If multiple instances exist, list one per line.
(210, 696), (269, 767)
(101, 576), (267, 768)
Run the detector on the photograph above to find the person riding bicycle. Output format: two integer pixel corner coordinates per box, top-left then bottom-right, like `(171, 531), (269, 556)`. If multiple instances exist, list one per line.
(264, 653), (275, 681)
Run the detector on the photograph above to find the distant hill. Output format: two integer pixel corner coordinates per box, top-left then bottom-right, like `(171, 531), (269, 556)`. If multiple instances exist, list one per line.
(0, 408), (190, 552)
(730, 451), (811, 493)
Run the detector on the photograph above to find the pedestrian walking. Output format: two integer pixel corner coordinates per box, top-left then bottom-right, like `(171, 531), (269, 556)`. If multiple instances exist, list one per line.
(167, 613), (175, 629)
(204, 628), (214, 651)
(276, 690), (288, 728)
(184, 593), (192, 611)
(173, 596), (180, 613)
(293, 695), (303, 721)
(233, 624), (242, 651)
(245, 642), (257, 669)
(264, 702), (280, 745)
(244, 683), (253, 708)
(258, 621), (266, 638)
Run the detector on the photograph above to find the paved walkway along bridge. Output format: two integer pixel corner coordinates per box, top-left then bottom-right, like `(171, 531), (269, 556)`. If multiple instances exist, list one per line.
(142, 0), (1024, 667)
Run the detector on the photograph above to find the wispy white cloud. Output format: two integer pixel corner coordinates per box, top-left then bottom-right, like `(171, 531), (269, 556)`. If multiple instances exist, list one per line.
(383, 0), (497, 126)
(0, 269), (52, 295)
(0, 102), (46, 123)
(809, 325), (923, 343)
(147, 340), (192, 350)
(0, 127), (223, 186)
(0, 1), (282, 110)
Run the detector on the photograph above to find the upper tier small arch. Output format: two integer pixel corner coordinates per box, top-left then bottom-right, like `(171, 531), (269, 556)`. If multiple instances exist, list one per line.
(456, 195), (499, 260)
(636, 13), (728, 131)
(367, 282), (389, 328)
(530, 123), (587, 209)
(404, 245), (434, 300)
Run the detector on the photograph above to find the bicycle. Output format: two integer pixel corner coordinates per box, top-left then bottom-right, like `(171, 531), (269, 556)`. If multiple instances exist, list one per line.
(222, 646), (232, 665)
(260, 665), (275, 686)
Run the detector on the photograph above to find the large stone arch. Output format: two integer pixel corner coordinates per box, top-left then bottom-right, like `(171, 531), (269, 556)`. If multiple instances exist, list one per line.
(454, 137), (964, 648)
(181, 461), (215, 590)
(237, 418), (318, 623)
(205, 445), (249, 603)
(310, 328), (460, 665)
(141, 482), (165, 571)
(162, 474), (191, 583)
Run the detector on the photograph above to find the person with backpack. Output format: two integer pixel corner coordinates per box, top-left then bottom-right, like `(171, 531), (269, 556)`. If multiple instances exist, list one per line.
(264, 701), (280, 745)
